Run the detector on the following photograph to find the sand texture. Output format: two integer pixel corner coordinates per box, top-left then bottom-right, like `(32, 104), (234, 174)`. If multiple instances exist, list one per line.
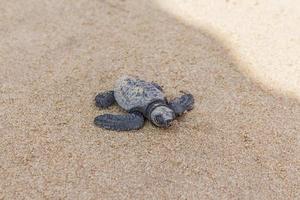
(0, 0), (299, 199)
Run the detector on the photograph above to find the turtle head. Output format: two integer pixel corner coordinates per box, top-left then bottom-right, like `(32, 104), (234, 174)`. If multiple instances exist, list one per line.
(150, 106), (175, 127)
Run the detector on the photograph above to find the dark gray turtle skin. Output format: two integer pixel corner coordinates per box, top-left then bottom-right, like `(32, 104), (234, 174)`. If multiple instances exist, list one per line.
(94, 76), (194, 131)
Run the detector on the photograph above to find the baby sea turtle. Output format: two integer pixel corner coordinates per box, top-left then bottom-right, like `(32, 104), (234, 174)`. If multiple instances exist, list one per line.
(94, 76), (194, 131)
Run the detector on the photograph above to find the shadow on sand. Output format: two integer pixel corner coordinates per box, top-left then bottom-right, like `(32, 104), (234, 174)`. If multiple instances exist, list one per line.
(1, 0), (299, 199)
(87, 1), (299, 199)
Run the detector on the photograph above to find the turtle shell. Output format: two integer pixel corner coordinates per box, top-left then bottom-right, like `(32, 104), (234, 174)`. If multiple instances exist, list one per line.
(114, 76), (165, 113)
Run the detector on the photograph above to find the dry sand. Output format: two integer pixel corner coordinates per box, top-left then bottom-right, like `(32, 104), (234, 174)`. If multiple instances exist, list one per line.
(0, 0), (299, 199)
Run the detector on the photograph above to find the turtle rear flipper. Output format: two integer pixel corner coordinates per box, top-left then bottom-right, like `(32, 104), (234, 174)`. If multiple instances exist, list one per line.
(95, 91), (115, 108)
(151, 81), (163, 91)
(94, 112), (144, 131)
(168, 92), (194, 117)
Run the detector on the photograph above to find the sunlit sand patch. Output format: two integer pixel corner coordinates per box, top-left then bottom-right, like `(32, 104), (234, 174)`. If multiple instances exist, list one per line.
(154, 0), (300, 99)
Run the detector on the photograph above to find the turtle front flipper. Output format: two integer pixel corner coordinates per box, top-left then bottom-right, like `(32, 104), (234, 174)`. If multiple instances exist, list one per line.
(94, 112), (145, 131)
(168, 92), (194, 117)
(95, 91), (115, 108)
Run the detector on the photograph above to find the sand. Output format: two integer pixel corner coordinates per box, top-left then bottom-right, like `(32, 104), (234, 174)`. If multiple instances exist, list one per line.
(0, 0), (299, 199)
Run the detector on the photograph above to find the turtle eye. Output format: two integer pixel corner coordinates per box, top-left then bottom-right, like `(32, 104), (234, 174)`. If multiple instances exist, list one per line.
(155, 115), (164, 125)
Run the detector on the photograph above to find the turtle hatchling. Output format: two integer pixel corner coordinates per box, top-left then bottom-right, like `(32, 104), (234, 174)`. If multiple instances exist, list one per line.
(94, 76), (194, 131)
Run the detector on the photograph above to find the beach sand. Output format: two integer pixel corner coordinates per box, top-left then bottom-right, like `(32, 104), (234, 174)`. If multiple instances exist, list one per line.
(0, 0), (299, 199)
